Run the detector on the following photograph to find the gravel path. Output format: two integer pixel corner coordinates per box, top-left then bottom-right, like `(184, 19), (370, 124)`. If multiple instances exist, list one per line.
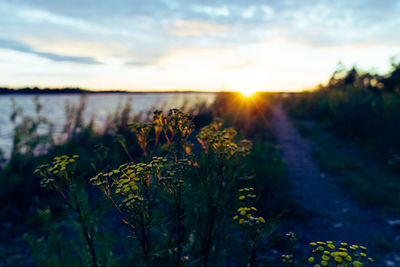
(271, 103), (400, 266)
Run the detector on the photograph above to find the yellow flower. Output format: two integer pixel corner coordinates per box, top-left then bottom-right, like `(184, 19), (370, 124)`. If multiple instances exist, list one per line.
(328, 244), (335, 249)
(233, 215), (238, 220)
(310, 242), (317, 246)
(360, 253), (367, 257)
(360, 246), (367, 250)
(246, 214), (251, 218)
(326, 241), (333, 244)
(339, 248), (347, 251)
(321, 255), (330, 261)
(353, 261), (362, 267)
(323, 251), (330, 255)
(308, 257), (315, 263)
(317, 241), (326, 245)
(321, 260), (328, 266)
(239, 196), (245, 200)
(239, 219), (245, 224)
(368, 257), (374, 262)
(314, 265), (321, 267)
(240, 210), (246, 215)
(345, 256), (352, 262)
(259, 217), (266, 223)
(318, 246), (324, 251)
(340, 242), (348, 246)
(335, 256), (343, 263)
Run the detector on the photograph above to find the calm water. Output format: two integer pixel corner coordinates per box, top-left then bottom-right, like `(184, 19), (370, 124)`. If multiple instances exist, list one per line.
(0, 93), (215, 156)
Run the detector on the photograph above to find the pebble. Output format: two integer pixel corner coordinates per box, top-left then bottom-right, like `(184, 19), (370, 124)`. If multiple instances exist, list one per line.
(385, 260), (395, 266)
(332, 222), (343, 228)
(387, 219), (400, 226)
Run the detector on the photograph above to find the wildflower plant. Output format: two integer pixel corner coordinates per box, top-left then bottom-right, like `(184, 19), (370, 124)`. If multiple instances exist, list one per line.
(161, 158), (192, 265)
(191, 121), (253, 265)
(35, 108), (291, 266)
(307, 241), (374, 267)
(35, 155), (99, 267)
(128, 122), (152, 157)
(89, 157), (167, 263)
(156, 109), (195, 160)
(233, 187), (274, 267)
(281, 232), (298, 267)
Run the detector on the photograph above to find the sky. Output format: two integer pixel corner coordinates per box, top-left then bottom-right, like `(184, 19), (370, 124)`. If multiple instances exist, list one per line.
(0, 0), (399, 92)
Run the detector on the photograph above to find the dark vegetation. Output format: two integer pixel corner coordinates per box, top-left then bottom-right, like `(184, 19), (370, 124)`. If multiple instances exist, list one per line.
(0, 93), (301, 266)
(283, 59), (400, 212)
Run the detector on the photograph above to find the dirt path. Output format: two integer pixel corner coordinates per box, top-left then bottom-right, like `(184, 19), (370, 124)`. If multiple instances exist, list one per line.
(271, 103), (400, 266)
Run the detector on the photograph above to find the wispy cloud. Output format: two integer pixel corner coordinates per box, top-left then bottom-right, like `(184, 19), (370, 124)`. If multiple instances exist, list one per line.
(0, 0), (399, 90)
(0, 38), (101, 64)
(166, 20), (231, 37)
(125, 61), (150, 66)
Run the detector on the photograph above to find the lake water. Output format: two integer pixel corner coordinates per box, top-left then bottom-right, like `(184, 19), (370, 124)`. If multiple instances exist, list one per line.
(0, 93), (216, 156)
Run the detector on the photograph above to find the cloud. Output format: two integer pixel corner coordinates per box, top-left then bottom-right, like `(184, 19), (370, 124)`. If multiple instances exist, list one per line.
(0, 38), (101, 64)
(166, 20), (231, 37)
(125, 61), (151, 66)
(0, 0), (399, 90)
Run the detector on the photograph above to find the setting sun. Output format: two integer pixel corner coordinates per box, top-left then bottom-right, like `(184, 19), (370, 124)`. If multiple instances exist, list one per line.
(239, 88), (257, 97)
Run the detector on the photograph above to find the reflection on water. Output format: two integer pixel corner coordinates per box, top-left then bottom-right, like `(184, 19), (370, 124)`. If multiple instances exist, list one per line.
(0, 93), (215, 156)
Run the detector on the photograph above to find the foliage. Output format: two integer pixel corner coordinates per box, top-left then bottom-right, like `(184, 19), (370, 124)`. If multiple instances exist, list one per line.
(283, 61), (400, 160)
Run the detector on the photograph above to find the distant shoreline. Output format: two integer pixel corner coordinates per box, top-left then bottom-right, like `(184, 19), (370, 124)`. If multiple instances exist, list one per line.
(0, 87), (218, 95)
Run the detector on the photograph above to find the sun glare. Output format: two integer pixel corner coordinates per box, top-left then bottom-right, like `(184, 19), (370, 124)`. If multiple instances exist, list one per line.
(239, 88), (257, 97)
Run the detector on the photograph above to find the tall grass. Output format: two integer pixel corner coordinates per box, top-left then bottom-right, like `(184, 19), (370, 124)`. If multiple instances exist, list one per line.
(284, 61), (400, 162)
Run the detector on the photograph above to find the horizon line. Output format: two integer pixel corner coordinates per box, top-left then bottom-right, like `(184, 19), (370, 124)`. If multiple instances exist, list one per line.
(0, 86), (309, 94)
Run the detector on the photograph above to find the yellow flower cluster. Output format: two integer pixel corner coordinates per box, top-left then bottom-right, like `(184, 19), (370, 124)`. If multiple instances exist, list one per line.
(49, 155), (79, 175)
(281, 254), (294, 264)
(128, 122), (152, 155)
(166, 109), (194, 142)
(163, 158), (191, 187)
(90, 157), (167, 209)
(152, 109), (194, 149)
(36, 155), (79, 189)
(307, 241), (373, 267)
(196, 122), (252, 158)
(233, 188), (266, 226)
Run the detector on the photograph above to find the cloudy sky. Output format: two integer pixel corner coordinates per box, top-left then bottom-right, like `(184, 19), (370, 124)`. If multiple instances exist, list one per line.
(0, 0), (399, 91)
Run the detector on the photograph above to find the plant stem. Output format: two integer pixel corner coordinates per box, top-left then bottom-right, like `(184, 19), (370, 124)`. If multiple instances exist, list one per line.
(119, 141), (135, 163)
(73, 194), (98, 267)
(249, 242), (256, 267)
(175, 186), (183, 266)
(201, 176), (223, 266)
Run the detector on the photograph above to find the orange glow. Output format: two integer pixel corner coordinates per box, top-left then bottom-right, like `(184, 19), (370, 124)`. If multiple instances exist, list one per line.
(239, 88), (257, 97)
